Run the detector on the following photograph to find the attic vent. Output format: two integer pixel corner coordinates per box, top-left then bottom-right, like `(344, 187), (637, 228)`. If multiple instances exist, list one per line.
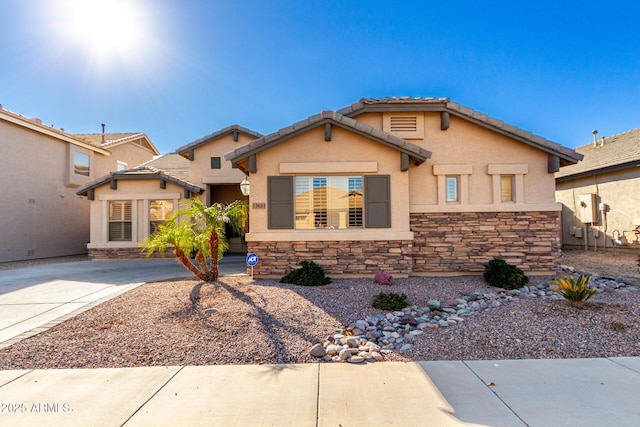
(383, 113), (424, 139)
(390, 116), (418, 132)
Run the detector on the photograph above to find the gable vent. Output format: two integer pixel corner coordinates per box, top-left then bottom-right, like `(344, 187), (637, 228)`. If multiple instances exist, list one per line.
(389, 116), (418, 133)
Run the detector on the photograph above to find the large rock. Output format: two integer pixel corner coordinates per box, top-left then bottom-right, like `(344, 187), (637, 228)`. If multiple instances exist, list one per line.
(310, 343), (326, 358)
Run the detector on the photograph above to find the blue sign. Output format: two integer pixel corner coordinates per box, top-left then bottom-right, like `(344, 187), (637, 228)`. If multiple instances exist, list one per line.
(246, 253), (259, 266)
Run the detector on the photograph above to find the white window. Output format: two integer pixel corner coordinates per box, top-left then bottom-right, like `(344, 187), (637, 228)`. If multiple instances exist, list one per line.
(149, 200), (174, 234)
(500, 175), (515, 202)
(74, 151), (90, 176)
(117, 161), (127, 171)
(445, 176), (459, 203)
(295, 176), (363, 229)
(109, 201), (132, 241)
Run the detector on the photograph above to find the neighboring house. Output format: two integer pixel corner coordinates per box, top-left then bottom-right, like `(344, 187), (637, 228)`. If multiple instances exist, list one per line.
(225, 97), (582, 277)
(0, 107), (159, 262)
(555, 129), (640, 251)
(76, 125), (261, 258)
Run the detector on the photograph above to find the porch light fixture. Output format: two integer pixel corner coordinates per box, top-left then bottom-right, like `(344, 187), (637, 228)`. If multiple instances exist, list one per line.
(240, 176), (250, 196)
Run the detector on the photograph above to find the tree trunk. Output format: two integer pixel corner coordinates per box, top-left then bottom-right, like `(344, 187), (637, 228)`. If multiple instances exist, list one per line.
(195, 251), (210, 277)
(174, 247), (207, 281)
(207, 229), (220, 281)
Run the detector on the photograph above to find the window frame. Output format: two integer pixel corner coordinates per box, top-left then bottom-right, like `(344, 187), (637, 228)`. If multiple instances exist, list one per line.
(500, 175), (515, 202)
(445, 176), (459, 203)
(210, 157), (221, 169)
(108, 200), (132, 242)
(149, 200), (174, 234)
(73, 151), (90, 176)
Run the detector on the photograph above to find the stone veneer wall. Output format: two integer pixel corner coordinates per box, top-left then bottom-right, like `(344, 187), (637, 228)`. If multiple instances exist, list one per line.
(247, 240), (414, 277)
(410, 211), (561, 273)
(89, 248), (168, 260)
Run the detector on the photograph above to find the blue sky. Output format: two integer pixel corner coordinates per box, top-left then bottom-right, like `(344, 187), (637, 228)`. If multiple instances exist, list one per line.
(2, 0), (639, 153)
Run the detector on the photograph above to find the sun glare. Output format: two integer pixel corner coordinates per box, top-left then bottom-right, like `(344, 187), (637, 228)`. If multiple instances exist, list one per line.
(55, 0), (146, 59)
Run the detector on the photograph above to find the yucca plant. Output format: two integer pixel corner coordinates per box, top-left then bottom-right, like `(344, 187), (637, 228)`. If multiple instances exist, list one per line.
(550, 275), (597, 308)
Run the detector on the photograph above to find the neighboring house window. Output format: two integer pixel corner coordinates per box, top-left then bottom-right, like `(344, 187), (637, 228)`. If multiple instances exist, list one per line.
(445, 176), (459, 203)
(109, 201), (132, 241)
(500, 175), (515, 202)
(117, 161), (127, 171)
(211, 157), (221, 169)
(74, 151), (90, 176)
(295, 176), (363, 229)
(267, 175), (390, 230)
(149, 200), (174, 234)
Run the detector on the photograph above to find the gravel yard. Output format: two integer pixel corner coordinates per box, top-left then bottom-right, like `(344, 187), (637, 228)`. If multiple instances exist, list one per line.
(0, 249), (638, 369)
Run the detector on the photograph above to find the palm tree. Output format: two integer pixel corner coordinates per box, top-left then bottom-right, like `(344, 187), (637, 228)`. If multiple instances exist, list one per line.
(143, 199), (248, 282)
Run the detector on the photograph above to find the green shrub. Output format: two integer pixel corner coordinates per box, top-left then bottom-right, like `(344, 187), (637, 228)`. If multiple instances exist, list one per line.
(280, 260), (331, 286)
(483, 258), (529, 290)
(372, 292), (408, 311)
(550, 275), (597, 308)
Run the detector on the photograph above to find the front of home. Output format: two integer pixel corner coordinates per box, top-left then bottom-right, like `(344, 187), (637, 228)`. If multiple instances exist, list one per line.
(77, 97), (582, 276)
(225, 98), (582, 277)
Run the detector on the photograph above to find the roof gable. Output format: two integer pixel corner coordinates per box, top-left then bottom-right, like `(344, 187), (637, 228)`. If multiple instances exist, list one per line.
(338, 97), (583, 166)
(73, 133), (159, 155)
(76, 165), (204, 197)
(556, 127), (640, 180)
(224, 111), (431, 171)
(0, 107), (111, 155)
(175, 125), (263, 158)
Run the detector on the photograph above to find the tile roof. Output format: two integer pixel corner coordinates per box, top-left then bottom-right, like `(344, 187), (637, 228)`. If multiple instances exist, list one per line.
(76, 165), (204, 196)
(175, 125), (263, 156)
(137, 154), (191, 181)
(73, 133), (160, 155)
(338, 97), (583, 166)
(556, 127), (640, 180)
(224, 111), (432, 167)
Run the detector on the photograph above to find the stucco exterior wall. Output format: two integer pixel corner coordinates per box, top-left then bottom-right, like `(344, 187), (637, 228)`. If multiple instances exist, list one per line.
(245, 126), (413, 244)
(556, 168), (640, 251)
(99, 142), (158, 176)
(188, 133), (252, 187)
(0, 120), (106, 262)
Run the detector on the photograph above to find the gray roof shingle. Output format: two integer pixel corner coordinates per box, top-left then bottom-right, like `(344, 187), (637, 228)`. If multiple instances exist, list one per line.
(556, 128), (640, 179)
(175, 125), (263, 156)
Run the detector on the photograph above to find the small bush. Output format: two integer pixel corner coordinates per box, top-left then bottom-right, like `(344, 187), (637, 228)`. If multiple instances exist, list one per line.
(372, 292), (408, 311)
(374, 271), (394, 285)
(550, 275), (597, 308)
(280, 260), (331, 286)
(483, 258), (529, 290)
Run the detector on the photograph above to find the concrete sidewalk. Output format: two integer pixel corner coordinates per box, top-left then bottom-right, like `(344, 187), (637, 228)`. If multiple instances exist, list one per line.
(0, 257), (247, 348)
(0, 358), (639, 426)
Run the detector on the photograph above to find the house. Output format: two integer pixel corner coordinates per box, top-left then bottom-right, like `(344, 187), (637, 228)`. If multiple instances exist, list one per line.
(76, 97), (582, 276)
(76, 125), (260, 258)
(0, 106), (159, 262)
(555, 128), (640, 251)
(225, 97), (582, 277)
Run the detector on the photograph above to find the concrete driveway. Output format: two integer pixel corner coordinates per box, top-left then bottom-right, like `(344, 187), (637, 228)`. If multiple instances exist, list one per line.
(0, 256), (246, 348)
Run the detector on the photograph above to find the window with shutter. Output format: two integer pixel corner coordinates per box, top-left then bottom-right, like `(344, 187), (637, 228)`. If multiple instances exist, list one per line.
(149, 200), (174, 234)
(109, 201), (132, 241)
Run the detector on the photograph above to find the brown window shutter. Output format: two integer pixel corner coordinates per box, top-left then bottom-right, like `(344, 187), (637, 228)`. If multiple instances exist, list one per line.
(364, 175), (391, 228)
(268, 176), (294, 229)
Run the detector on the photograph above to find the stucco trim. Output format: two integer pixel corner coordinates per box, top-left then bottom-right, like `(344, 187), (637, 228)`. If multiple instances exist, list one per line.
(244, 231), (414, 242)
(409, 203), (563, 213)
(279, 161), (378, 174)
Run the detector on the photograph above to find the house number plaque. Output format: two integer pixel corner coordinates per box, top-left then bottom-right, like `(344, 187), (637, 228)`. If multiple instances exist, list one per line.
(252, 202), (266, 209)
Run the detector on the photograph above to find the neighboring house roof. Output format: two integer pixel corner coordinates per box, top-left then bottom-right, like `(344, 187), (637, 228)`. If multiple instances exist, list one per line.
(0, 106), (111, 155)
(175, 125), (263, 157)
(76, 165), (205, 197)
(224, 111), (432, 169)
(555, 127), (640, 181)
(337, 97), (583, 166)
(137, 154), (191, 181)
(73, 132), (160, 155)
